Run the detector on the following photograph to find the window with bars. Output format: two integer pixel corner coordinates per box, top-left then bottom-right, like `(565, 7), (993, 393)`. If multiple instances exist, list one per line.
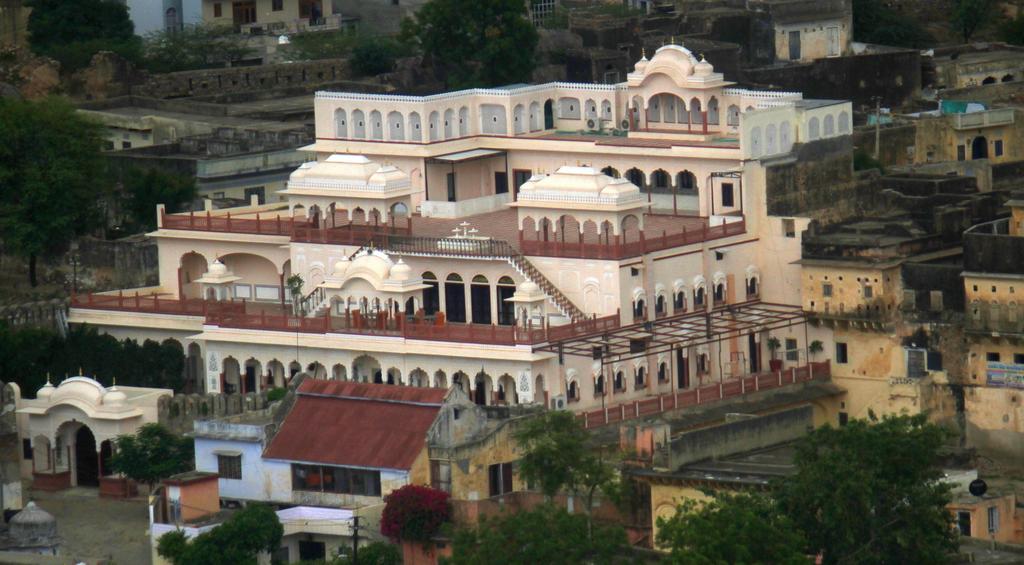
(217, 454), (242, 480)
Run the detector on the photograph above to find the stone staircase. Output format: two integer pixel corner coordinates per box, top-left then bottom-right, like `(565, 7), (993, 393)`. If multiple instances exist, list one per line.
(506, 253), (585, 322)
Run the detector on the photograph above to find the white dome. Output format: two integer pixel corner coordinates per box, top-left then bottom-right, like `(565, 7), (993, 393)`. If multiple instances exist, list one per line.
(50, 376), (106, 406)
(208, 260), (228, 276)
(518, 281), (540, 294)
(104, 385), (127, 407)
(36, 380), (54, 400)
(389, 259), (412, 281)
(694, 56), (714, 77)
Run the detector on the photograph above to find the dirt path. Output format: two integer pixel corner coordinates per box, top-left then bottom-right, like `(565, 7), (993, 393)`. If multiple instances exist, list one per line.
(29, 487), (151, 565)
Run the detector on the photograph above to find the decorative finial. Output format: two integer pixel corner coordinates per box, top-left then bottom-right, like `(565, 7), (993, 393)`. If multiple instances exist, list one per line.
(45, 372), (51, 385)
(641, 47), (646, 59)
(112, 377), (117, 387)
(78, 367), (83, 376)
(671, 35), (675, 45)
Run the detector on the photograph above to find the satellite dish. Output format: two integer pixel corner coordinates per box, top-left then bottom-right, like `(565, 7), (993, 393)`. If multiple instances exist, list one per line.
(969, 479), (987, 497)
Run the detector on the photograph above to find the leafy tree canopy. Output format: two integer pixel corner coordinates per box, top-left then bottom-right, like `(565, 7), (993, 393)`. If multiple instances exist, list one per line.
(442, 504), (627, 565)
(514, 411), (616, 503)
(0, 324), (187, 395)
(110, 423), (194, 489)
(952, 0), (995, 42)
(656, 491), (808, 565)
(0, 97), (108, 285)
(400, 0), (539, 88)
(157, 503), (283, 565)
(282, 31), (407, 77)
(141, 25), (252, 74)
(777, 413), (956, 565)
(1001, 14), (1024, 45)
(118, 167), (197, 233)
(25, 0), (141, 71)
(852, 0), (933, 48)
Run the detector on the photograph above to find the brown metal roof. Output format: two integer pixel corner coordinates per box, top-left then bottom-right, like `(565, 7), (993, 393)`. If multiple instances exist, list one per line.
(263, 381), (446, 470)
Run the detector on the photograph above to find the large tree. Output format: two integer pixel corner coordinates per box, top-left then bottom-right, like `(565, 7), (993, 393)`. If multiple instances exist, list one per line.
(852, 0), (933, 48)
(952, 0), (995, 43)
(110, 423), (194, 490)
(777, 414), (956, 565)
(119, 167), (197, 232)
(0, 97), (108, 286)
(656, 492), (808, 565)
(141, 24), (252, 74)
(513, 411), (617, 538)
(25, 0), (141, 71)
(157, 503), (283, 565)
(442, 504), (626, 565)
(400, 0), (539, 88)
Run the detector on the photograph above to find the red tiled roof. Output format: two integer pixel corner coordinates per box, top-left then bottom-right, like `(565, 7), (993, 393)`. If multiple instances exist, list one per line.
(298, 379), (448, 404)
(263, 381), (445, 470)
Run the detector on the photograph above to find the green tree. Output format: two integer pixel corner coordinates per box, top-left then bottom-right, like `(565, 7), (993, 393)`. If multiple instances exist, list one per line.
(25, 0), (141, 72)
(400, 0), (539, 88)
(952, 0), (995, 43)
(777, 414), (956, 565)
(1000, 14), (1024, 45)
(141, 24), (252, 73)
(513, 411), (617, 538)
(157, 503), (283, 565)
(119, 167), (197, 232)
(656, 491), (808, 565)
(110, 423), (194, 490)
(351, 37), (402, 77)
(442, 504), (626, 565)
(0, 97), (108, 286)
(852, 0), (933, 48)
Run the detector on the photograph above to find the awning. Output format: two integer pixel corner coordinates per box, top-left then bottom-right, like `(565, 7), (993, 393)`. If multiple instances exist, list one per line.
(428, 149), (505, 164)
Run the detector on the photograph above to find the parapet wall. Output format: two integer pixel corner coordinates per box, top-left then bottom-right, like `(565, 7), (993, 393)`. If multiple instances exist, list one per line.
(158, 391), (271, 435)
(131, 59), (352, 99)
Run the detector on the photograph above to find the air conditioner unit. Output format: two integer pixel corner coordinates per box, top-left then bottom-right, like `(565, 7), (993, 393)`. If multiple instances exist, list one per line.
(586, 118), (597, 130)
(620, 119), (630, 130)
(550, 394), (568, 410)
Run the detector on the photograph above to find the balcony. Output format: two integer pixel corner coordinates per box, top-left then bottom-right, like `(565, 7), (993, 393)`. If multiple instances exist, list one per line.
(951, 108), (1015, 130)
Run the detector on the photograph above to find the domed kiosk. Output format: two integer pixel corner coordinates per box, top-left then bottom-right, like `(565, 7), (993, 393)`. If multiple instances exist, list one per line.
(0, 501), (60, 555)
(17, 373), (171, 495)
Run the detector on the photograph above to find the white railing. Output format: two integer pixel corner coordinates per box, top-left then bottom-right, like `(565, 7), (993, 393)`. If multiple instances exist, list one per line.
(420, 192), (512, 219)
(286, 179), (412, 193)
(316, 81), (620, 104)
(952, 108), (1015, 129)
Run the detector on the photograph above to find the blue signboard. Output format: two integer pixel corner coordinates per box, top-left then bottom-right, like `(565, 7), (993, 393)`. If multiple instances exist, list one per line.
(986, 363), (1024, 389)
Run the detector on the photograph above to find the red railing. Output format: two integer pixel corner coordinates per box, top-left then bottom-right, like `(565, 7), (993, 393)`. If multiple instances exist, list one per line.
(577, 361), (831, 429)
(71, 293), (246, 316)
(519, 219), (745, 260)
(161, 210), (296, 236)
(545, 312), (620, 342)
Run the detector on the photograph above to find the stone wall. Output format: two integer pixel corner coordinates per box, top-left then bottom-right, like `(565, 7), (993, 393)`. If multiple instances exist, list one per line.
(158, 390), (271, 435)
(131, 59), (352, 99)
(657, 406), (813, 469)
(74, 235), (158, 290)
(765, 135), (881, 223)
(852, 123), (918, 167)
(993, 160), (1024, 191)
(743, 49), (920, 108)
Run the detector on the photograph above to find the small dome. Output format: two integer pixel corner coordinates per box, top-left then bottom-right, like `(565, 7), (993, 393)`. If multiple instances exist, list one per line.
(634, 49), (649, 73)
(10, 501), (57, 541)
(333, 257), (350, 277)
(694, 56), (714, 76)
(36, 380), (55, 400)
(208, 260), (228, 276)
(518, 281), (540, 294)
(389, 259), (412, 281)
(104, 385), (127, 407)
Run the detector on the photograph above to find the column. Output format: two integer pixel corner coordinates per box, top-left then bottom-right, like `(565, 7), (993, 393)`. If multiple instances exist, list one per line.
(489, 283), (498, 326)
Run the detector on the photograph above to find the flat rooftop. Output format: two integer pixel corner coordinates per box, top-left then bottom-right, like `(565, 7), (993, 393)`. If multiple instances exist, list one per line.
(634, 442), (798, 486)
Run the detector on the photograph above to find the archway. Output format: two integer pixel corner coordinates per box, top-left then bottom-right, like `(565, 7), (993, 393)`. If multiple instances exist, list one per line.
(497, 374), (517, 404)
(409, 369), (427, 387)
(422, 272), (440, 315)
(386, 367), (401, 385)
(434, 370), (448, 389)
(982, 76), (996, 85)
(288, 361), (302, 378)
(268, 360), (286, 388)
(496, 276), (516, 325)
(972, 136), (988, 159)
(243, 358), (261, 393)
(470, 275), (491, 324)
(535, 374), (546, 406)
(74, 426), (98, 487)
(186, 343), (203, 393)
(179, 252), (209, 299)
(473, 372), (492, 405)
(332, 363), (347, 381)
(223, 357), (241, 394)
(445, 274), (467, 323)
(353, 355), (381, 383)
(601, 166), (620, 178)
(543, 99), (554, 129)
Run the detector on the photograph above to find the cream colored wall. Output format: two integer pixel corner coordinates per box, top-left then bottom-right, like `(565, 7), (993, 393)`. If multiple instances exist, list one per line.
(774, 18), (849, 62)
(964, 385), (1024, 463)
(948, 494), (1020, 543)
(203, 0), (325, 25)
(801, 264), (900, 316)
(155, 233), (291, 300)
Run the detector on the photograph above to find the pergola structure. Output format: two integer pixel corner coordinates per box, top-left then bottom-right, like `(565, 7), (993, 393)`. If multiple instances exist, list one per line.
(539, 300), (808, 366)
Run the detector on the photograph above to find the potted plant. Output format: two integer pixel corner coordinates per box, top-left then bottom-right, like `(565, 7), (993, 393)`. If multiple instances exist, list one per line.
(286, 274), (304, 315)
(809, 340), (824, 362)
(767, 337), (783, 372)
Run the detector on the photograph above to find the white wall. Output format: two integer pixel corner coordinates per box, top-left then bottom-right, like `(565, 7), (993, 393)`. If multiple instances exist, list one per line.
(194, 437), (269, 502)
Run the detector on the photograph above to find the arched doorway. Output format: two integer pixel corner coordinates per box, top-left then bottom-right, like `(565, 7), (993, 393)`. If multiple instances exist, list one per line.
(99, 440), (113, 480)
(543, 99), (554, 129)
(972, 136), (988, 159)
(75, 426), (98, 487)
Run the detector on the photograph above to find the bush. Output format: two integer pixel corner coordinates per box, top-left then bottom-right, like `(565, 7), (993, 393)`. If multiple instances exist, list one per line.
(381, 484), (450, 543)
(351, 37), (402, 77)
(853, 150), (885, 173)
(266, 387), (287, 402)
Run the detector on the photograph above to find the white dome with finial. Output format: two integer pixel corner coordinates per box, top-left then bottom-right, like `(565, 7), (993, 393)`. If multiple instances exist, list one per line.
(208, 259), (228, 276)
(389, 259), (412, 281)
(694, 56), (714, 77)
(333, 256), (350, 277)
(104, 381), (127, 407)
(634, 47), (649, 73)
(36, 378), (54, 400)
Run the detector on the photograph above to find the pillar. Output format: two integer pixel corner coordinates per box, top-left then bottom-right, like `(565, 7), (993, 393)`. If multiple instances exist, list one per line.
(488, 283), (498, 326)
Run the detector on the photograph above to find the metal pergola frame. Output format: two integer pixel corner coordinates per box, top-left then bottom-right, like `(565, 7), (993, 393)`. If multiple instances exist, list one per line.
(539, 300), (808, 366)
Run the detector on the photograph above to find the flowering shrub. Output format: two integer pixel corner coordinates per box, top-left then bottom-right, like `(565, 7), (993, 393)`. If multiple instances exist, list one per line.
(380, 485), (450, 543)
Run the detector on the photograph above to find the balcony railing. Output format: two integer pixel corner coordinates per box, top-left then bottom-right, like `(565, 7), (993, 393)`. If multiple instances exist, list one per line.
(71, 293), (246, 317)
(161, 210), (295, 236)
(519, 219), (745, 260)
(576, 361), (830, 429)
(951, 108), (1015, 130)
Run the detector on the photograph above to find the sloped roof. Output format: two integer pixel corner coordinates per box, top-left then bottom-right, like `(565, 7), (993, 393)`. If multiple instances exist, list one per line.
(263, 380), (446, 471)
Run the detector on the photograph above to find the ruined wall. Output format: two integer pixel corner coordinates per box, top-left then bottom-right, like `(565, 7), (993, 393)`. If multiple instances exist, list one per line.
(0, 299), (66, 332)
(851, 123), (918, 167)
(158, 390), (270, 435)
(132, 59), (352, 99)
(992, 160), (1024, 191)
(743, 49), (920, 108)
(964, 386), (1024, 465)
(765, 135), (880, 223)
(74, 235), (158, 290)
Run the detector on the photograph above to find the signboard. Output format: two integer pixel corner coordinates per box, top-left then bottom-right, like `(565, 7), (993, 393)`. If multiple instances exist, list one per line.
(986, 363), (1024, 389)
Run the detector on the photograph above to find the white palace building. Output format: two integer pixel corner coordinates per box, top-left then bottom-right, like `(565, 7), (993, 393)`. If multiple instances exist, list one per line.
(70, 45), (847, 423)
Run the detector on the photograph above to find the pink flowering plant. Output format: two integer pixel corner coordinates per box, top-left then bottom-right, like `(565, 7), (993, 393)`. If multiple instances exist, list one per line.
(380, 484), (451, 543)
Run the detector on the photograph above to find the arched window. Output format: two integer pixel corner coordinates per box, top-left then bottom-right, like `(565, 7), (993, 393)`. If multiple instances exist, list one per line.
(595, 374), (605, 395)
(614, 371), (625, 392)
(676, 171), (696, 190)
(352, 109), (366, 138)
(652, 169), (670, 191)
(808, 117), (820, 140)
(707, 97), (720, 125)
(601, 166), (620, 178)
(633, 298), (646, 320)
(747, 276), (759, 298)
(713, 283), (726, 305)
(727, 105), (740, 126)
(655, 294), (666, 316)
(635, 366), (646, 388)
(658, 362), (668, 382)
(334, 108), (347, 138)
(370, 110), (383, 140)
(626, 168), (645, 188)
(673, 290), (686, 312)
(387, 111), (404, 141)
(695, 286), (706, 307)
(422, 271), (439, 315)
(823, 114), (835, 137)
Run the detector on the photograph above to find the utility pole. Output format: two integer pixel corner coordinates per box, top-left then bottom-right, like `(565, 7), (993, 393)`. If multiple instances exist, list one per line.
(351, 515), (360, 563)
(873, 96), (882, 160)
